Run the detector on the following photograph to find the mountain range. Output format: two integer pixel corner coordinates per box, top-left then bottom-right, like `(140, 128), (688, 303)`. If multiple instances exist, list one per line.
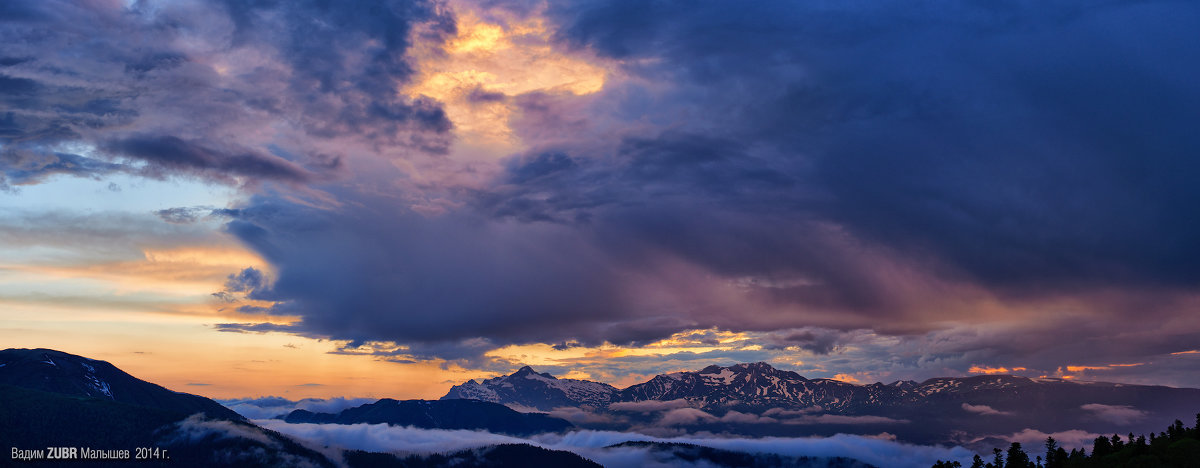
(0, 348), (589, 467)
(6, 347), (1198, 465)
(442, 361), (1200, 445)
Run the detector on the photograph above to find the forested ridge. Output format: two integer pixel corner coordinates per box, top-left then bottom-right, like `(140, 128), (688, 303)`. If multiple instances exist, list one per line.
(932, 413), (1200, 468)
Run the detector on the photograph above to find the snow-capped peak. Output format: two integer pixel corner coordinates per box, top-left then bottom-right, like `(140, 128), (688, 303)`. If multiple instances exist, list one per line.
(442, 366), (618, 410)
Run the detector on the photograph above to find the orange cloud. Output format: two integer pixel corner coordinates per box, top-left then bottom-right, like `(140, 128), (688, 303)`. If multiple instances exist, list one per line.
(1064, 363), (1144, 372)
(833, 373), (862, 384)
(406, 5), (609, 155)
(969, 366), (1027, 375)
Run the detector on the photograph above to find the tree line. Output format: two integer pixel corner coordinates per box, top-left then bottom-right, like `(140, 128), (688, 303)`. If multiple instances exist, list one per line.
(931, 413), (1200, 468)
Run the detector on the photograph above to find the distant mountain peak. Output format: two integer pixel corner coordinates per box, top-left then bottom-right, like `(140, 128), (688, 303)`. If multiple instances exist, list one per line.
(442, 366), (617, 411)
(699, 361), (796, 377)
(885, 380), (918, 389)
(513, 365), (557, 380)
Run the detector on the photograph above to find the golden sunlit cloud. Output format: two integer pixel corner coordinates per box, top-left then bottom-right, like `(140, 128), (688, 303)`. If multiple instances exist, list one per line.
(1064, 363), (1144, 373)
(833, 373), (862, 384)
(1042, 362), (1150, 382)
(481, 327), (755, 375)
(406, 4), (609, 155)
(969, 366), (1027, 375)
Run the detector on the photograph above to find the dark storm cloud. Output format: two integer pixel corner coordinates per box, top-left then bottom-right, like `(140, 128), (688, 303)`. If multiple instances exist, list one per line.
(547, 0), (1200, 293)
(103, 135), (310, 183)
(479, 142), (929, 324)
(216, 0), (454, 152)
(0, 0), (452, 185)
(219, 192), (668, 351)
(760, 329), (846, 355)
(205, 0), (1200, 381)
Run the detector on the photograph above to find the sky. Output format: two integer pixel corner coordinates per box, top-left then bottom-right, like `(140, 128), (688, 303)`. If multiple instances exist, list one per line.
(1, 0), (1199, 400)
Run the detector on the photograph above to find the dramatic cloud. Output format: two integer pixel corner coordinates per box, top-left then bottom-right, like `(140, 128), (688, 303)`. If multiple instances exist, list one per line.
(8, 0), (1200, 390)
(547, 0), (1200, 290)
(0, 0), (452, 187)
(193, 0), (1200, 389)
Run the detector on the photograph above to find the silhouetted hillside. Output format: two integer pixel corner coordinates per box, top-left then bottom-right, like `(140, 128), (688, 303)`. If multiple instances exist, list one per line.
(284, 398), (573, 435)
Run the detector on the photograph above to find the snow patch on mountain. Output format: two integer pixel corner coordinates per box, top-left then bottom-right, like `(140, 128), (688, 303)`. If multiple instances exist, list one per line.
(72, 359), (114, 399)
(89, 375), (113, 398)
(447, 380), (501, 403)
(442, 366), (619, 411)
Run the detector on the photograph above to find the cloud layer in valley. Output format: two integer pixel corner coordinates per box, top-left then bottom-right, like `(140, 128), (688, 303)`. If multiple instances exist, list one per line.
(220, 396), (378, 420)
(256, 421), (977, 468)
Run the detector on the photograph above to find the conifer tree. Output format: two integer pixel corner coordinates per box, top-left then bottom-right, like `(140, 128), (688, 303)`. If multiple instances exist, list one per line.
(1005, 442), (1030, 468)
(1043, 437), (1059, 468)
(1092, 435), (1111, 458)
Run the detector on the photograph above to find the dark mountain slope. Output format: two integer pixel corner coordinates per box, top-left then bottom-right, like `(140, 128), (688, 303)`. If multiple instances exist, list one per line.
(283, 398), (573, 435)
(0, 384), (335, 468)
(0, 348), (240, 420)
